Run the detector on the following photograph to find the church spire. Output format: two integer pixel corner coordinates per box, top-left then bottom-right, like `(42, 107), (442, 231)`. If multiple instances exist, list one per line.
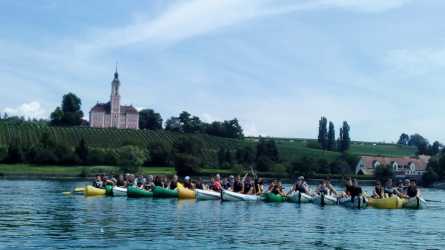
(114, 62), (119, 79)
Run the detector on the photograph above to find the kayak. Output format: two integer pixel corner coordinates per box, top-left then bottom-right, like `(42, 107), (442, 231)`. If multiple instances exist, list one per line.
(196, 189), (221, 200)
(153, 186), (178, 198)
(338, 196), (368, 209)
(221, 190), (260, 201)
(263, 192), (286, 202)
(105, 185), (114, 196)
(177, 186), (196, 199)
(313, 193), (337, 206)
(74, 187), (85, 194)
(112, 186), (127, 197)
(287, 191), (313, 203)
(127, 186), (153, 198)
(368, 196), (406, 209)
(403, 197), (427, 209)
(84, 185), (106, 196)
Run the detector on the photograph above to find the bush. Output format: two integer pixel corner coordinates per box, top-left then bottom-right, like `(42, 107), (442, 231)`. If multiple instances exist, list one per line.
(256, 156), (274, 172)
(230, 163), (244, 174)
(174, 153), (201, 176)
(0, 145), (8, 162)
(306, 140), (321, 150)
(33, 147), (59, 164)
(317, 159), (330, 174)
(270, 163), (287, 174)
(117, 146), (146, 173)
(147, 142), (171, 166)
(374, 165), (394, 182)
(330, 160), (351, 175)
(288, 157), (318, 178)
(88, 148), (106, 165)
(422, 167), (439, 187)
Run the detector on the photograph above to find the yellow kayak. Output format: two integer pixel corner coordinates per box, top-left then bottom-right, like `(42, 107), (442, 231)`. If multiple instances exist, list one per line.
(74, 187), (85, 193)
(177, 183), (196, 199)
(368, 196), (406, 209)
(84, 185), (106, 196)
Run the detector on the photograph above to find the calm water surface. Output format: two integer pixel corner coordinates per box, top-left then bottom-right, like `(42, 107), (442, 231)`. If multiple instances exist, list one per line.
(0, 180), (444, 249)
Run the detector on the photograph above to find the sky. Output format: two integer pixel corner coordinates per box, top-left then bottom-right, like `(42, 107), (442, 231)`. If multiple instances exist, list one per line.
(1, 0), (444, 143)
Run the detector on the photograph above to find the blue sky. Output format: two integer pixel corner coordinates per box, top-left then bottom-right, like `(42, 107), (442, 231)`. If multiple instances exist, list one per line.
(1, 0), (444, 143)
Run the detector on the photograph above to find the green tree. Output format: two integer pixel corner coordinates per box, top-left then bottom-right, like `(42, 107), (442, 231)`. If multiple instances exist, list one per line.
(75, 138), (89, 164)
(0, 145), (8, 162)
(165, 117), (182, 132)
(397, 133), (409, 145)
(288, 157), (318, 177)
(173, 137), (204, 176)
(327, 121), (336, 151)
(117, 146), (146, 173)
(318, 117), (328, 150)
(139, 109), (163, 130)
(147, 142), (171, 166)
(374, 165), (395, 183)
(50, 93), (83, 126)
(429, 141), (441, 156)
(422, 166), (439, 186)
(338, 121), (351, 152)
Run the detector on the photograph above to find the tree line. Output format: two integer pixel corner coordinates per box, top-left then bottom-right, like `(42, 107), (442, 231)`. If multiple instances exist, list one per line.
(317, 116), (351, 152)
(46, 92), (244, 139)
(397, 133), (441, 156)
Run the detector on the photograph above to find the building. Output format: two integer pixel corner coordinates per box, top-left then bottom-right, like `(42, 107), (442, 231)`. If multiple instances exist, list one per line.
(355, 155), (430, 179)
(89, 69), (139, 129)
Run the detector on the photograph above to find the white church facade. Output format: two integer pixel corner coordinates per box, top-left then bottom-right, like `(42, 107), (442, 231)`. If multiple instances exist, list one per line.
(89, 70), (139, 129)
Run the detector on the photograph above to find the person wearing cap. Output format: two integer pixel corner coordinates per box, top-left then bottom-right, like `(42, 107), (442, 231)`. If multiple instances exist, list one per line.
(183, 176), (194, 189)
(289, 176), (310, 195)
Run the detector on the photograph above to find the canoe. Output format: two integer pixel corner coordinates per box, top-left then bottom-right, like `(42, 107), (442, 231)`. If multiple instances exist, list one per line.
(403, 197), (427, 209)
(196, 189), (221, 200)
(84, 185), (106, 196)
(105, 185), (114, 196)
(74, 187), (85, 194)
(313, 193), (337, 206)
(127, 186), (153, 198)
(338, 196), (368, 209)
(287, 191), (313, 203)
(112, 186), (127, 197)
(263, 192), (286, 202)
(178, 186), (196, 199)
(153, 186), (178, 198)
(221, 190), (260, 201)
(368, 196), (406, 209)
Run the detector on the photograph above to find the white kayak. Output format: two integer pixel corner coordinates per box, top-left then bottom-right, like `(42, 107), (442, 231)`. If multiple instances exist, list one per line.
(403, 197), (427, 209)
(196, 189), (221, 200)
(112, 186), (127, 197)
(313, 193), (337, 206)
(287, 191), (313, 203)
(221, 190), (260, 201)
(337, 196), (368, 209)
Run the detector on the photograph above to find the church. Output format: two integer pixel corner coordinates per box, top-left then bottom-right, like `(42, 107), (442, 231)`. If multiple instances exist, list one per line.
(89, 69), (139, 129)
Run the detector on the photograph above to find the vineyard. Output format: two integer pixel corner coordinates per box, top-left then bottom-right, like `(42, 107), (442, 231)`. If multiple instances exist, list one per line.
(0, 123), (252, 165)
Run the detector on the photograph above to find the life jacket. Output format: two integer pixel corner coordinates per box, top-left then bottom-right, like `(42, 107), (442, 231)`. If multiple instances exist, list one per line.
(407, 186), (418, 198)
(184, 182), (193, 189)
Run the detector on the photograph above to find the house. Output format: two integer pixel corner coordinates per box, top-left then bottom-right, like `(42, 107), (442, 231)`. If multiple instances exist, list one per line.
(355, 155), (430, 178)
(89, 69), (139, 129)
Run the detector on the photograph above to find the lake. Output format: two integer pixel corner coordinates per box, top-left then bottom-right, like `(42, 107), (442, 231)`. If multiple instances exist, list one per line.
(0, 180), (444, 249)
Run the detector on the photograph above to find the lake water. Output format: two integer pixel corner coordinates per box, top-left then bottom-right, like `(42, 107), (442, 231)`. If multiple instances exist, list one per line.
(0, 180), (444, 249)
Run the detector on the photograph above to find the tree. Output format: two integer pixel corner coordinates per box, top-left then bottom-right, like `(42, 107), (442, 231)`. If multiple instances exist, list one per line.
(50, 93), (83, 126)
(255, 139), (279, 172)
(327, 121), (336, 151)
(75, 138), (89, 164)
(318, 117), (328, 150)
(422, 166), (439, 187)
(429, 141), (441, 156)
(173, 137), (203, 176)
(288, 157), (318, 177)
(235, 146), (255, 165)
(397, 133), (410, 145)
(0, 145), (8, 162)
(139, 109), (163, 130)
(165, 117), (182, 132)
(374, 165), (394, 183)
(338, 121), (351, 152)
(147, 142), (170, 166)
(117, 146), (146, 173)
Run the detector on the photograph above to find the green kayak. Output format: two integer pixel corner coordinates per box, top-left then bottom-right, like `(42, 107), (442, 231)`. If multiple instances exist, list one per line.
(127, 186), (153, 198)
(263, 192), (286, 202)
(153, 186), (178, 198)
(105, 185), (113, 196)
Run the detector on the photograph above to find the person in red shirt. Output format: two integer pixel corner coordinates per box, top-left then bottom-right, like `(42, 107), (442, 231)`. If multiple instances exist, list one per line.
(211, 174), (222, 192)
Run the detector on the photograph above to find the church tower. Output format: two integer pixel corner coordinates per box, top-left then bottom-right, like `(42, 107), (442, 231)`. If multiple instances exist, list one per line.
(110, 66), (121, 128)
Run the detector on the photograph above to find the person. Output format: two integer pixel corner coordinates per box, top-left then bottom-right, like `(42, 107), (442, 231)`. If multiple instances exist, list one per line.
(372, 180), (384, 199)
(402, 179), (410, 194)
(405, 179), (420, 198)
(194, 177), (205, 190)
(254, 178), (264, 194)
(350, 179), (363, 201)
(144, 175), (155, 191)
(243, 175), (254, 194)
(211, 175), (222, 192)
(344, 178), (355, 197)
(136, 175), (145, 188)
(116, 174), (127, 187)
(270, 180), (286, 196)
(154, 176), (163, 187)
(93, 175), (103, 188)
(233, 175), (244, 193)
(384, 179), (400, 197)
(183, 176), (194, 189)
(169, 175), (178, 190)
(316, 180), (329, 195)
(325, 177), (337, 196)
(290, 176), (310, 195)
(396, 180), (404, 194)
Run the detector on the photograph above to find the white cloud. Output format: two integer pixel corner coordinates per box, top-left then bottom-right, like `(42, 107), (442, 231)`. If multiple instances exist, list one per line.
(318, 0), (411, 13)
(3, 101), (47, 119)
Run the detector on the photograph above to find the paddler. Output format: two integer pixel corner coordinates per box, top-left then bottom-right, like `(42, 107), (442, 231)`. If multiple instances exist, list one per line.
(116, 174), (127, 187)
(404, 179), (421, 198)
(315, 180), (329, 195)
(350, 179), (363, 201)
(233, 175), (244, 193)
(269, 180), (286, 196)
(183, 176), (194, 189)
(254, 177), (264, 194)
(194, 177), (205, 190)
(211, 174), (222, 192)
(169, 175), (178, 190)
(324, 176), (337, 196)
(384, 178), (400, 197)
(372, 180), (384, 199)
(93, 175), (103, 188)
(243, 175), (254, 194)
(290, 176), (310, 195)
(144, 175), (155, 191)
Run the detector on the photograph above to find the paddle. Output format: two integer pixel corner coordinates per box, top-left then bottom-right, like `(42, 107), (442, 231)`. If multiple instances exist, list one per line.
(425, 199), (441, 203)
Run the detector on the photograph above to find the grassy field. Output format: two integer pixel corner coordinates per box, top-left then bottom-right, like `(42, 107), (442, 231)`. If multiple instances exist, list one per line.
(0, 164), (175, 176)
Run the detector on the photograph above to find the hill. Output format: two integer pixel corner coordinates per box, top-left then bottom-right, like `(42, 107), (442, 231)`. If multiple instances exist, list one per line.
(0, 124), (417, 168)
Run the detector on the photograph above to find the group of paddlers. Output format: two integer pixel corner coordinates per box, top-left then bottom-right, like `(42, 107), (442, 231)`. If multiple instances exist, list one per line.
(92, 173), (421, 199)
